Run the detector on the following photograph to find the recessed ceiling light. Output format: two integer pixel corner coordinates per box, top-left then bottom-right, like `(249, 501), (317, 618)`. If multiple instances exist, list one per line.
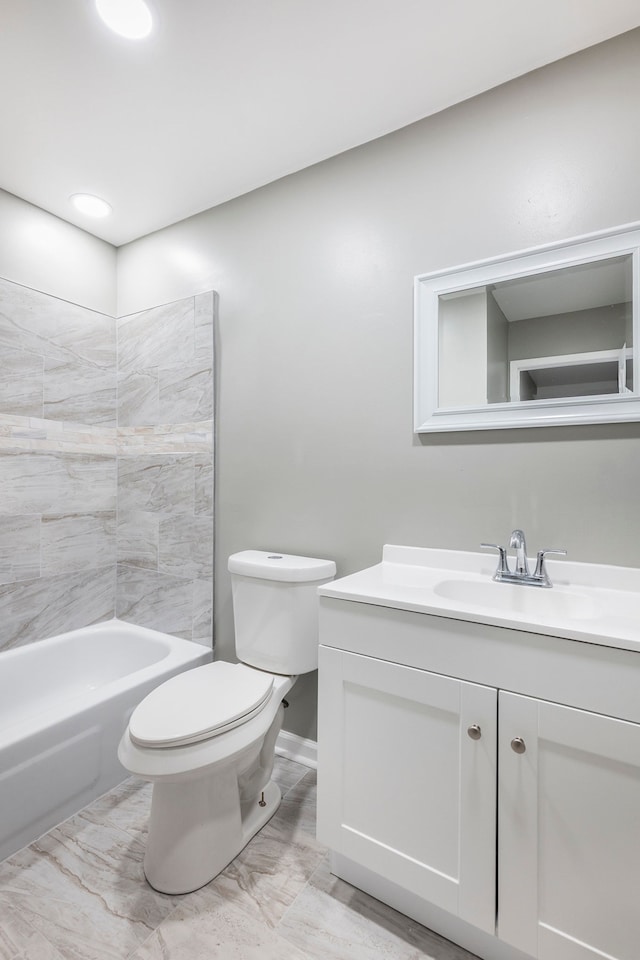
(69, 193), (113, 218)
(95, 0), (153, 40)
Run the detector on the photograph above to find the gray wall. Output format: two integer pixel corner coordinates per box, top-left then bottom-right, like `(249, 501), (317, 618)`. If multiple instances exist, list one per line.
(0, 188), (115, 315)
(116, 29), (640, 739)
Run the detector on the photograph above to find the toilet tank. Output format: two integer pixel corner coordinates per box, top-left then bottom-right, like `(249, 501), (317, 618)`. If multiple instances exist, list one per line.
(228, 551), (336, 675)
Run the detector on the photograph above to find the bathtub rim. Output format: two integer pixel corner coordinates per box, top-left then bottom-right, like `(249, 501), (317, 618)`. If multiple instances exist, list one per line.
(0, 618), (211, 748)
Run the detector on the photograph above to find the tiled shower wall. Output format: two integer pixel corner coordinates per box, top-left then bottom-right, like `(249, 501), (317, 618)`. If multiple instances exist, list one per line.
(0, 278), (214, 653)
(115, 294), (214, 644)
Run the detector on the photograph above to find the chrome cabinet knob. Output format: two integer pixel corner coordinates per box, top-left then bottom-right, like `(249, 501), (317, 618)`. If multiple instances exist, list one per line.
(467, 724), (482, 740)
(511, 737), (526, 754)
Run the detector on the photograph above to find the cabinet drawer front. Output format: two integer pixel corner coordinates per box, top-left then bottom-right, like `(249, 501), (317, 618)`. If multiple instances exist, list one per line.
(317, 647), (497, 933)
(498, 692), (640, 960)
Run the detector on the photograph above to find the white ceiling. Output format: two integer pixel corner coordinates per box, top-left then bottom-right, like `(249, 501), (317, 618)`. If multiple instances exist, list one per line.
(2, 1), (640, 247)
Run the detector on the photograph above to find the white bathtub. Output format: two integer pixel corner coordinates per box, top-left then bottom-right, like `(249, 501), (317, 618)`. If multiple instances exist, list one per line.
(0, 619), (211, 862)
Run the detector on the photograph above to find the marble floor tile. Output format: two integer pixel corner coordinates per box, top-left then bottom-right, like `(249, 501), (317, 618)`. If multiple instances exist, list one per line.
(265, 767), (319, 845)
(271, 755), (310, 794)
(129, 895), (311, 960)
(81, 777), (153, 841)
(278, 855), (477, 960)
(181, 802), (326, 932)
(0, 808), (176, 960)
(0, 905), (67, 960)
(0, 764), (481, 960)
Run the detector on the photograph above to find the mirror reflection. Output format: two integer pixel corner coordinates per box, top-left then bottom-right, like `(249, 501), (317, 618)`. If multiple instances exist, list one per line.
(437, 255), (633, 408)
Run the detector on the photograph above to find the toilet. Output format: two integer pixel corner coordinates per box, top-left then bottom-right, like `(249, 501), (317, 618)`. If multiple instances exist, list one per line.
(117, 549), (335, 894)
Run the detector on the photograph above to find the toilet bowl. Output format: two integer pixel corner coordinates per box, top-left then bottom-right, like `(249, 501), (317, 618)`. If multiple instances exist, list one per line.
(118, 550), (335, 894)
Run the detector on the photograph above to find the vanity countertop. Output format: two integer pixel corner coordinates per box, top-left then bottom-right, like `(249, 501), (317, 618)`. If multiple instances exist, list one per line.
(318, 544), (640, 655)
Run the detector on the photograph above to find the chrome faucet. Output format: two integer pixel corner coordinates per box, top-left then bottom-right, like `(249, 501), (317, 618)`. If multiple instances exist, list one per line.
(509, 529), (529, 576)
(481, 530), (566, 587)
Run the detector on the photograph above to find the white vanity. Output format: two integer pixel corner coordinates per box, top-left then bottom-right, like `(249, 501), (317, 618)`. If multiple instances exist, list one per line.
(317, 545), (640, 960)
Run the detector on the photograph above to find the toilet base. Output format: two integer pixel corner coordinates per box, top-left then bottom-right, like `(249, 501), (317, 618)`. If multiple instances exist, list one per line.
(143, 777), (282, 895)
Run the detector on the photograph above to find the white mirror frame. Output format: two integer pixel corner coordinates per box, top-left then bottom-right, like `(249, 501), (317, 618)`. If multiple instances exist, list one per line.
(414, 225), (640, 432)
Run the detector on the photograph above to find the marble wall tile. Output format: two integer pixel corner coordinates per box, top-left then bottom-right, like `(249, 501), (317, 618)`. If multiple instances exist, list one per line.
(117, 510), (158, 570)
(117, 369), (158, 427)
(117, 454), (195, 515)
(44, 355), (116, 426)
(118, 428), (177, 454)
(0, 275), (117, 446)
(116, 422), (212, 456)
(0, 280), (217, 654)
(0, 416), (117, 456)
(0, 514), (41, 585)
(158, 515), (213, 580)
(114, 290), (214, 642)
(192, 578), (213, 645)
(194, 453), (214, 516)
(51, 311), (116, 370)
(0, 277), (115, 368)
(118, 298), (195, 372)
(0, 450), (116, 516)
(157, 359), (213, 424)
(0, 280), (118, 651)
(115, 288), (214, 643)
(41, 512), (116, 576)
(116, 565), (194, 639)
(0, 346), (43, 417)
(0, 565), (115, 651)
(118, 361), (213, 428)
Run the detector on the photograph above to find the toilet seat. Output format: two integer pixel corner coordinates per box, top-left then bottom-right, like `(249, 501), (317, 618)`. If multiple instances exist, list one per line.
(129, 661), (275, 748)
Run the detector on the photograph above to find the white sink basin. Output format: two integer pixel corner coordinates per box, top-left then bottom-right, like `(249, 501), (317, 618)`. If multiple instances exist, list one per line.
(433, 577), (597, 620)
(318, 544), (640, 653)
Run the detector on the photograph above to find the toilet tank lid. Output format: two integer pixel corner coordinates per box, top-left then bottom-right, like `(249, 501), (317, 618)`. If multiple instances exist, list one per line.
(228, 550), (336, 583)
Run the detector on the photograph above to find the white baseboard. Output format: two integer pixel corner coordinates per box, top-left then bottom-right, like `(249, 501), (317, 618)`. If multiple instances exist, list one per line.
(275, 730), (317, 769)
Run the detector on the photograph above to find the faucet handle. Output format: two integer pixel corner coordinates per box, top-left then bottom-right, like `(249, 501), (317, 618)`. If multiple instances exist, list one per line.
(534, 548), (567, 583)
(480, 543), (509, 576)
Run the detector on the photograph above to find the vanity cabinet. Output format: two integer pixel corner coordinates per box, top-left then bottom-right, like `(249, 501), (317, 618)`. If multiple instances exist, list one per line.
(498, 692), (640, 960)
(317, 597), (640, 960)
(318, 647), (497, 933)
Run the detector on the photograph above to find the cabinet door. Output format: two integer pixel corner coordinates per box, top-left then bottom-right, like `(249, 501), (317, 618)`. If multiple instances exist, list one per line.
(498, 691), (640, 960)
(317, 646), (497, 933)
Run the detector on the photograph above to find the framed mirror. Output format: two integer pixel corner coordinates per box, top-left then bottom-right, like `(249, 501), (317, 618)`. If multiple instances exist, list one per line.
(414, 226), (640, 432)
